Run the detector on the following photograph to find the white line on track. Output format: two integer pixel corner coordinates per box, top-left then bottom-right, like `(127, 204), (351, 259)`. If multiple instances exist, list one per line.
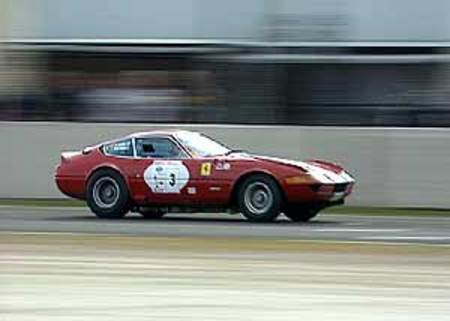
(312, 228), (409, 233)
(325, 214), (450, 221)
(360, 236), (450, 241)
(283, 239), (450, 247)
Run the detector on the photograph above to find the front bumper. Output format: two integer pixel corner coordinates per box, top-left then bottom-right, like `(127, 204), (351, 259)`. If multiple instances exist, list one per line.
(284, 181), (354, 203)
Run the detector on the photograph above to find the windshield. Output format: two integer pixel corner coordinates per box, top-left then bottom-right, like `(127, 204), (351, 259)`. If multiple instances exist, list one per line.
(175, 131), (230, 157)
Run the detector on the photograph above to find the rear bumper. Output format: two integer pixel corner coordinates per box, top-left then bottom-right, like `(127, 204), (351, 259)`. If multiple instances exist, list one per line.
(55, 175), (86, 199)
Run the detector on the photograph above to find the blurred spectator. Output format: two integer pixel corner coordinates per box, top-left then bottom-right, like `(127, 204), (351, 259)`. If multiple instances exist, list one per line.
(1, 45), (450, 126)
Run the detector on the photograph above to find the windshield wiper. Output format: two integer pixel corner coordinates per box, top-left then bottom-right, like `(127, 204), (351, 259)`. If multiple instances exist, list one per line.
(224, 149), (246, 156)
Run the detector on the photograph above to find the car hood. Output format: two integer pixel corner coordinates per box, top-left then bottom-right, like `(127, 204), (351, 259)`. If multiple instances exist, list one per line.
(251, 155), (355, 184)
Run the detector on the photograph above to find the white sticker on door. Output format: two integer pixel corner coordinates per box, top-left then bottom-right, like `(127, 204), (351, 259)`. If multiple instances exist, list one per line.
(144, 160), (190, 194)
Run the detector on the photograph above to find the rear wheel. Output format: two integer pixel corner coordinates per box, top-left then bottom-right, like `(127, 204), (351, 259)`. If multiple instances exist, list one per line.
(86, 169), (130, 219)
(237, 174), (282, 222)
(284, 206), (320, 222)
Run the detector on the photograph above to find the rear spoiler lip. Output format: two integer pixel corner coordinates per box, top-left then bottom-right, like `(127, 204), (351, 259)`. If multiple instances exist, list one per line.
(61, 151), (80, 163)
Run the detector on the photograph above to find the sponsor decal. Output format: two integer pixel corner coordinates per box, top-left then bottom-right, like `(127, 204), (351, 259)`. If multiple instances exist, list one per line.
(187, 187), (197, 195)
(144, 160), (189, 193)
(200, 162), (212, 176)
(215, 161), (231, 171)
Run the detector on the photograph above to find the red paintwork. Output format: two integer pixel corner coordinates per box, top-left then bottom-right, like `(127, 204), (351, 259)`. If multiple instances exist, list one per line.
(55, 131), (354, 207)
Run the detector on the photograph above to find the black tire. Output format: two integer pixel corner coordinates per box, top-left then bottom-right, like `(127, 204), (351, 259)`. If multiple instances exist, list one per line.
(237, 174), (283, 222)
(284, 206), (320, 222)
(139, 208), (166, 220)
(86, 168), (130, 219)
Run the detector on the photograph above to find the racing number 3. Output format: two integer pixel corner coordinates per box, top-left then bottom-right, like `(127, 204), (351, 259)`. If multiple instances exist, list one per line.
(169, 173), (176, 186)
(144, 160), (189, 194)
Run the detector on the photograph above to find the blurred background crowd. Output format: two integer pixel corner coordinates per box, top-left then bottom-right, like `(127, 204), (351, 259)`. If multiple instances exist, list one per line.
(1, 0), (450, 126)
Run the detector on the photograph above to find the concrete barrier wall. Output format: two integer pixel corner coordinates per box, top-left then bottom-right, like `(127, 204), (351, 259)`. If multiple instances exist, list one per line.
(1, 121), (449, 207)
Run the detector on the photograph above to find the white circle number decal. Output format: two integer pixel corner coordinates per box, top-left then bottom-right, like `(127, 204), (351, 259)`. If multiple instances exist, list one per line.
(144, 160), (190, 194)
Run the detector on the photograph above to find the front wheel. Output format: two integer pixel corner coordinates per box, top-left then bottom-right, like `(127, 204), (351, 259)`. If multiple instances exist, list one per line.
(237, 174), (283, 222)
(86, 169), (130, 219)
(283, 206), (320, 222)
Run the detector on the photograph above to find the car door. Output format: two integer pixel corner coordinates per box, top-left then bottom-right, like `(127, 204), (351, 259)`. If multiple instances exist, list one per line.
(128, 136), (196, 205)
(129, 136), (232, 206)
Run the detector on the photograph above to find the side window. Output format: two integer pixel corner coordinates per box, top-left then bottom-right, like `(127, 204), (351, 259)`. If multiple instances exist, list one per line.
(103, 139), (133, 157)
(136, 137), (184, 159)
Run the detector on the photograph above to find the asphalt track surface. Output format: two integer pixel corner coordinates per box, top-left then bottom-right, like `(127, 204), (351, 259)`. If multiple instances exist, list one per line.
(1, 206), (450, 245)
(2, 206), (450, 320)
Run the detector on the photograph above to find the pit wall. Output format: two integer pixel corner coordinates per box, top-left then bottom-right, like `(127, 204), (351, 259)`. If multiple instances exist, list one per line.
(1, 121), (449, 208)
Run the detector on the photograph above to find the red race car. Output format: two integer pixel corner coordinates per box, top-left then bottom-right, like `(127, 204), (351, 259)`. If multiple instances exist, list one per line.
(55, 130), (355, 222)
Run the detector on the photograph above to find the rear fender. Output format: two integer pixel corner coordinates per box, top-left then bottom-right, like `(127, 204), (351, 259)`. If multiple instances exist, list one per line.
(86, 163), (131, 189)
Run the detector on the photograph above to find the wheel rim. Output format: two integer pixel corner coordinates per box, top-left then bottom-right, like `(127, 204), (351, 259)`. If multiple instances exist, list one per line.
(92, 177), (120, 209)
(244, 182), (273, 215)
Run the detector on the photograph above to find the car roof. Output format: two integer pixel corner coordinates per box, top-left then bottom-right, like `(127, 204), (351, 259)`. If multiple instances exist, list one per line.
(125, 129), (197, 139)
(97, 130), (200, 147)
